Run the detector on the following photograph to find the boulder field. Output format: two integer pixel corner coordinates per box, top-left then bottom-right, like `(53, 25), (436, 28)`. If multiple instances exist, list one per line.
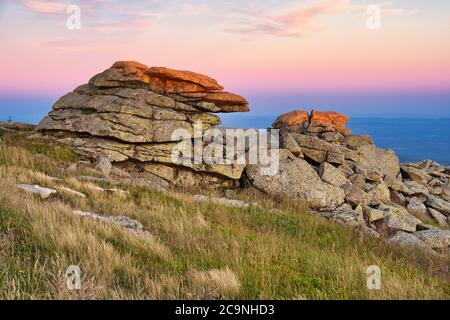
(33, 61), (450, 255)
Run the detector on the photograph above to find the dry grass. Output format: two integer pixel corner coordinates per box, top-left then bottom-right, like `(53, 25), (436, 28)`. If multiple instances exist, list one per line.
(0, 132), (449, 300)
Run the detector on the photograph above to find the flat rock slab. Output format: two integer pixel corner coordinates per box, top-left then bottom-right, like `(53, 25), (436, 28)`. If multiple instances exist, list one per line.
(193, 195), (258, 209)
(17, 184), (57, 199)
(389, 232), (435, 254)
(414, 229), (450, 249)
(73, 210), (149, 236)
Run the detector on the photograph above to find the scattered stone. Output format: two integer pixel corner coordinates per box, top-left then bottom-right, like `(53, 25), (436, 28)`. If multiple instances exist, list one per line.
(246, 149), (345, 210)
(403, 180), (429, 196)
(343, 135), (373, 150)
(384, 175), (412, 195)
(280, 133), (302, 157)
(318, 162), (348, 187)
(321, 204), (365, 227)
(193, 195), (257, 209)
(428, 208), (449, 227)
(321, 132), (344, 143)
(365, 171), (383, 183)
(16, 184), (57, 199)
(379, 204), (421, 233)
(406, 196), (431, 222)
(358, 145), (400, 178)
(414, 229), (450, 250)
(341, 184), (371, 206)
(364, 206), (386, 223)
(93, 186), (129, 196)
(389, 232), (434, 254)
(326, 151), (344, 165)
(349, 174), (366, 189)
(367, 183), (391, 206)
(390, 189), (406, 206)
(73, 210), (149, 235)
(401, 165), (431, 186)
(425, 195), (450, 216)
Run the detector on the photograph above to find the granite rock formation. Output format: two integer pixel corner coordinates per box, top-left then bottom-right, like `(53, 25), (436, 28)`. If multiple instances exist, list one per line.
(34, 62), (450, 255)
(37, 61), (249, 188)
(247, 109), (450, 254)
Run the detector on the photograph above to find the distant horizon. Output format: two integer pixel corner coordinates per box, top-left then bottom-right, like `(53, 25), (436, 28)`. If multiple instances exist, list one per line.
(2, 91), (449, 125)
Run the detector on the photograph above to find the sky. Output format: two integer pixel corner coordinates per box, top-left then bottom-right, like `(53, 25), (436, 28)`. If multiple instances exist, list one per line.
(0, 0), (449, 122)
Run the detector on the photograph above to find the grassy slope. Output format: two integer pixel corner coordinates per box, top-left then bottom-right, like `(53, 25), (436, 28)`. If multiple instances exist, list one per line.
(0, 133), (448, 299)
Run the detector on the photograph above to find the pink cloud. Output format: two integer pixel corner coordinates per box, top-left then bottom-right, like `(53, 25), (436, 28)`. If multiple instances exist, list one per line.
(224, 0), (418, 37)
(224, 0), (355, 37)
(18, 0), (66, 14)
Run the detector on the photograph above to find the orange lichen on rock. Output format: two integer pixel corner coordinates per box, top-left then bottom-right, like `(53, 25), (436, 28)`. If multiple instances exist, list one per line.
(87, 60), (249, 113)
(272, 110), (309, 128)
(309, 110), (351, 135)
(204, 92), (248, 105)
(147, 66), (224, 91)
(112, 61), (149, 72)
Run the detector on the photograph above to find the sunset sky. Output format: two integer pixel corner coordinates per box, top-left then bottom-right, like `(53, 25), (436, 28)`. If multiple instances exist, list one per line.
(0, 0), (449, 121)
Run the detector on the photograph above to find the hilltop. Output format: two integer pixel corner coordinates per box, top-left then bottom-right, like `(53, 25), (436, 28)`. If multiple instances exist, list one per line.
(0, 62), (448, 299)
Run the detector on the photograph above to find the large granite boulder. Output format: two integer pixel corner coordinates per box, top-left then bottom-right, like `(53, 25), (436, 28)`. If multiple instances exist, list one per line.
(37, 61), (249, 188)
(245, 149), (345, 210)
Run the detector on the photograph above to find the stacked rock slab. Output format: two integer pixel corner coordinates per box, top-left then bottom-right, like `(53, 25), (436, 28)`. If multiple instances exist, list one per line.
(37, 61), (249, 188)
(246, 109), (450, 254)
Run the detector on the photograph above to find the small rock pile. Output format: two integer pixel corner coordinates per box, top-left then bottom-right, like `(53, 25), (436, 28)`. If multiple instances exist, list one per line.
(246, 110), (450, 254)
(37, 61), (249, 189)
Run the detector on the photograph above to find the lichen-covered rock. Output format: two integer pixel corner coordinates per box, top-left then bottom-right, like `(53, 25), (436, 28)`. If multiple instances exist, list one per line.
(343, 135), (373, 150)
(147, 66), (224, 90)
(364, 206), (386, 223)
(246, 149), (345, 210)
(401, 165), (432, 186)
(357, 145), (400, 178)
(272, 110), (309, 130)
(384, 175), (412, 195)
(406, 196), (431, 222)
(390, 189), (406, 206)
(414, 229), (450, 250)
(389, 232), (434, 253)
(319, 162), (348, 187)
(16, 184), (57, 199)
(37, 61), (250, 187)
(309, 110), (351, 135)
(321, 204), (365, 227)
(367, 183), (391, 206)
(403, 180), (429, 196)
(341, 184), (371, 206)
(425, 194), (450, 216)
(379, 204), (422, 233)
(428, 208), (449, 227)
(280, 133), (303, 157)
